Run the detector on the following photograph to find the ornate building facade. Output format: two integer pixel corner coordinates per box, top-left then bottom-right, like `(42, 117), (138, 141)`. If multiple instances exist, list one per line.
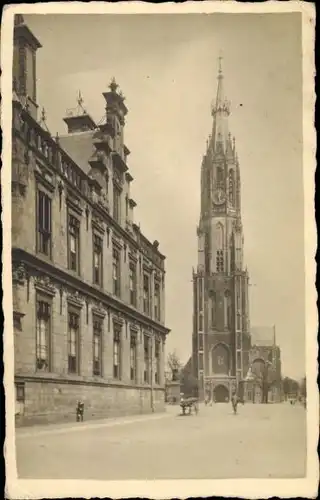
(192, 60), (251, 402)
(12, 16), (170, 425)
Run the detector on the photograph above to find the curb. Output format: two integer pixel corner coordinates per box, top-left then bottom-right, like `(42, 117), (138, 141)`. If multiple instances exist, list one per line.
(16, 412), (173, 439)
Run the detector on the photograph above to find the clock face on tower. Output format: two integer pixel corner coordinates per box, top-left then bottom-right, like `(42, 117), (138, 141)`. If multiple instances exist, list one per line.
(213, 188), (226, 205)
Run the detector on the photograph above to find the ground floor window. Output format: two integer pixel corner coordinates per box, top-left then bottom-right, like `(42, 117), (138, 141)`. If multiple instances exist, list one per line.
(68, 310), (80, 374)
(36, 298), (51, 371)
(130, 332), (137, 382)
(113, 325), (121, 379)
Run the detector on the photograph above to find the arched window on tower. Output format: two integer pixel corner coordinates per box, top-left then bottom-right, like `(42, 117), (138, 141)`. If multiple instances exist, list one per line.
(211, 291), (216, 328)
(224, 291), (231, 329)
(229, 169), (235, 206)
(216, 223), (224, 273)
(216, 166), (223, 187)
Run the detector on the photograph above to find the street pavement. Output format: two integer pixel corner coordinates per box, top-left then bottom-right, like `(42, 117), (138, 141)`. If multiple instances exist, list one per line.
(16, 402), (306, 480)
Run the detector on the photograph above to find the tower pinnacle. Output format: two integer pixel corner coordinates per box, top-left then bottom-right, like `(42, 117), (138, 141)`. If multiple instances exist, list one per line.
(218, 53), (223, 76)
(211, 55), (230, 153)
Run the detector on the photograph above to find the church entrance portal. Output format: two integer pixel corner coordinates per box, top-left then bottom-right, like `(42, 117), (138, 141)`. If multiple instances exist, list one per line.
(213, 384), (229, 403)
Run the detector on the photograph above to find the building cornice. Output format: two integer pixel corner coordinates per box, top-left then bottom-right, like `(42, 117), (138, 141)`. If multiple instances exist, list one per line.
(12, 248), (170, 336)
(14, 373), (165, 391)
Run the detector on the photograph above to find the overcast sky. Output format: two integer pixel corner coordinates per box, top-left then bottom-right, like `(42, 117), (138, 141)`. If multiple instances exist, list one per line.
(25, 13), (304, 380)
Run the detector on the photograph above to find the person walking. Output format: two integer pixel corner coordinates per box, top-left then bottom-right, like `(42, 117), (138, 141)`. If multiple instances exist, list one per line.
(231, 391), (239, 415)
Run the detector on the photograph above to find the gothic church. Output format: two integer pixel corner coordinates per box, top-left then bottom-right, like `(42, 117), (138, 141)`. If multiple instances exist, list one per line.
(192, 60), (251, 402)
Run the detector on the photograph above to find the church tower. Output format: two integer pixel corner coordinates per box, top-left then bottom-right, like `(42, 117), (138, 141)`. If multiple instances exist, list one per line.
(192, 58), (251, 402)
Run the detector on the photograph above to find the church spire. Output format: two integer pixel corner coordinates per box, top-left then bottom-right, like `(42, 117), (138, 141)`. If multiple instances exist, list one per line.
(211, 55), (231, 153)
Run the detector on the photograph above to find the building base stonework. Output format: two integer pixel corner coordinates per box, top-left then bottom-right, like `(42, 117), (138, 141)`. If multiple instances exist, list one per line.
(15, 377), (165, 427)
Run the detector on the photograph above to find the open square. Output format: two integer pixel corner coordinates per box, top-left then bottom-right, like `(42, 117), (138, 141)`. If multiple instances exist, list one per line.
(16, 402), (306, 480)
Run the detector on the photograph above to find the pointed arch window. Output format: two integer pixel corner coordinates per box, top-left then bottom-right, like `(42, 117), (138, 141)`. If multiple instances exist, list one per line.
(229, 169), (235, 205)
(215, 223), (224, 273)
(211, 291), (216, 328)
(216, 166), (224, 187)
(224, 291), (231, 329)
(216, 223), (223, 249)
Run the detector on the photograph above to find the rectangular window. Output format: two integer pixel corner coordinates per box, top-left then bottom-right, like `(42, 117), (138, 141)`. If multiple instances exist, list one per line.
(199, 352), (204, 371)
(125, 195), (129, 218)
(93, 235), (103, 286)
(236, 287), (241, 310)
(236, 352), (242, 370)
(143, 274), (150, 315)
(37, 190), (52, 257)
(68, 215), (80, 273)
(198, 279), (203, 312)
(236, 312), (241, 330)
(16, 383), (25, 402)
(236, 331), (242, 348)
(68, 310), (80, 374)
(154, 282), (161, 321)
(129, 262), (137, 306)
(36, 299), (51, 371)
(93, 317), (103, 376)
(143, 335), (150, 383)
(113, 326), (121, 379)
(198, 333), (204, 350)
(216, 250), (224, 272)
(113, 185), (121, 223)
(199, 314), (203, 332)
(112, 247), (121, 297)
(130, 333), (137, 382)
(155, 340), (161, 384)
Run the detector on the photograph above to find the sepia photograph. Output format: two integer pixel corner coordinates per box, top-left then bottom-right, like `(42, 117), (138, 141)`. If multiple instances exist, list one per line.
(2, 2), (317, 499)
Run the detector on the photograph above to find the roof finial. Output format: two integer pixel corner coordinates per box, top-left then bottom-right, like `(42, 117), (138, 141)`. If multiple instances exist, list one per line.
(38, 106), (50, 133)
(77, 90), (83, 108)
(41, 107), (46, 123)
(109, 77), (118, 93)
(119, 90), (126, 102)
(76, 90), (87, 115)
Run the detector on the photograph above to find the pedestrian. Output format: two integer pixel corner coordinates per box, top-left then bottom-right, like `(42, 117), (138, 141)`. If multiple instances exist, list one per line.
(76, 400), (84, 422)
(231, 391), (238, 415)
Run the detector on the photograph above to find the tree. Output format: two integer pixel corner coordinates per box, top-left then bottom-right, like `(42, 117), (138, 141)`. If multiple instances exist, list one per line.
(167, 350), (182, 381)
(252, 361), (277, 404)
(282, 376), (299, 400)
(180, 372), (199, 398)
(300, 376), (307, 399)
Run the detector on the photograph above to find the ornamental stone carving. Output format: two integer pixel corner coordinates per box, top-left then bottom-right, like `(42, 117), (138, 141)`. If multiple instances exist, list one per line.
(129, 321), (139, 332)
(34, 275), (56, 295)
(12, 263), (27, 284)
(113, 311), (124, 325)
(98, 189), (109, 210)
(67, 290), (85, 305)
(92, 301), (106, 317)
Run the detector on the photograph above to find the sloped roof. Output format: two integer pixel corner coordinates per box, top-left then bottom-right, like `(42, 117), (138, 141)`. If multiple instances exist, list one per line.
(59, 130), (96, 175)
(251, 326), (275, 347)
